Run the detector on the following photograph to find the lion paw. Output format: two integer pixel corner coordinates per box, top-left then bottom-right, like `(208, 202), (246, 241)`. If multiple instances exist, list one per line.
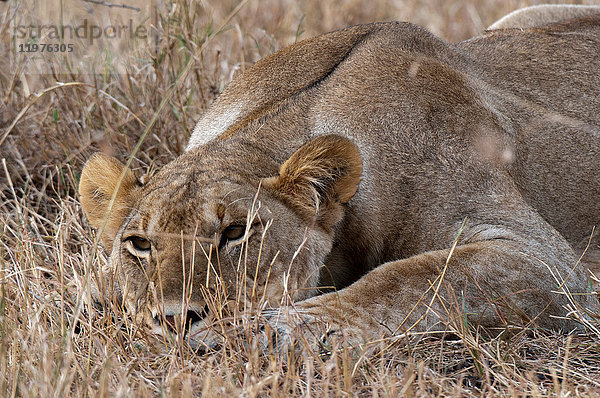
(257, 307), (349, 356)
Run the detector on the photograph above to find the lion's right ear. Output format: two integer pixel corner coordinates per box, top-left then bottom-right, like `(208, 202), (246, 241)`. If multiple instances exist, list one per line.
(263, 135), (362, 232)
(79, 153), (140, 249)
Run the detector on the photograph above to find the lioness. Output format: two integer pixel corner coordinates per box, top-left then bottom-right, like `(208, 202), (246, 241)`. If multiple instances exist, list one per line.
(79, 9), (600, 349)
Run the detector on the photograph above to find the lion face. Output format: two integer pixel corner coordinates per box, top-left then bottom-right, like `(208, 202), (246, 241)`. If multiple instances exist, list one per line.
(79, 135), (362, 347)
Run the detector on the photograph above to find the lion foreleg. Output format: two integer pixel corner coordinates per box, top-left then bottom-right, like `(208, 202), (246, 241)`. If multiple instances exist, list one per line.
(264, 240), (589, 352)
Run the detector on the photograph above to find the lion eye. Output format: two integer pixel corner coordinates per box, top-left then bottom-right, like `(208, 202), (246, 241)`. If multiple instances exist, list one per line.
(126, 236), (151, 252)
(219, 225), (246, 248)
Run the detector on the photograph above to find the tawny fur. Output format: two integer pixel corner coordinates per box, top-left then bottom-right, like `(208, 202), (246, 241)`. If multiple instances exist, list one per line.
(79, 153), (140, 251)
(488, 4), (600, 30)
(80, 6), (600, 349)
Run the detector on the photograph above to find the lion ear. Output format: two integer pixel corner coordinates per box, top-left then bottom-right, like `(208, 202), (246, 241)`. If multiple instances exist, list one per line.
(263, 135), (362, 231)
(79, 153), (140, 249)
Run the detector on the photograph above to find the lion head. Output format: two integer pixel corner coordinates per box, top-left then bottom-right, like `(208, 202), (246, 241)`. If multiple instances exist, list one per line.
(79, 135), (362, 346)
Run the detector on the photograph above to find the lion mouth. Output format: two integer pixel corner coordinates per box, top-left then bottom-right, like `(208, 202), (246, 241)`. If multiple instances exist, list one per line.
(152, 305), (209, 337)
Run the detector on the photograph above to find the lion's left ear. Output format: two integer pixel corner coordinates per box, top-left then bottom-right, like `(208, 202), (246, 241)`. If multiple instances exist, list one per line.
(79, 153), (140, 250)
(263, 135), (362, 231)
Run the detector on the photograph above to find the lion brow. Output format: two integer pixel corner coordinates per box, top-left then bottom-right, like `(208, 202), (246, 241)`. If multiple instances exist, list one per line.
(220, 187), (241, 202)
(124, 230), (216, 243)
(227, 196), (254, 207)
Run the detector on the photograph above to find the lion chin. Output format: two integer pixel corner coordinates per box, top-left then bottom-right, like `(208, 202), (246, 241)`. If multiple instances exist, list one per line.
(79, 5), (600, 352)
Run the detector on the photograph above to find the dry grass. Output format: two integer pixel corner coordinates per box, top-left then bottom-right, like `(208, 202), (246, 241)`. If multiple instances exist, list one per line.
(1, 0), (600, 395)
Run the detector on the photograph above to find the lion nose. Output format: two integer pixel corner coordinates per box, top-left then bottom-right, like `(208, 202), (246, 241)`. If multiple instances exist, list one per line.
(162, 315), (178, 331)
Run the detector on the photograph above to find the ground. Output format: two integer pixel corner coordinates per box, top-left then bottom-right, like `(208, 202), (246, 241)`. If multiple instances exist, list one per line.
(1, 0), (599, 395)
